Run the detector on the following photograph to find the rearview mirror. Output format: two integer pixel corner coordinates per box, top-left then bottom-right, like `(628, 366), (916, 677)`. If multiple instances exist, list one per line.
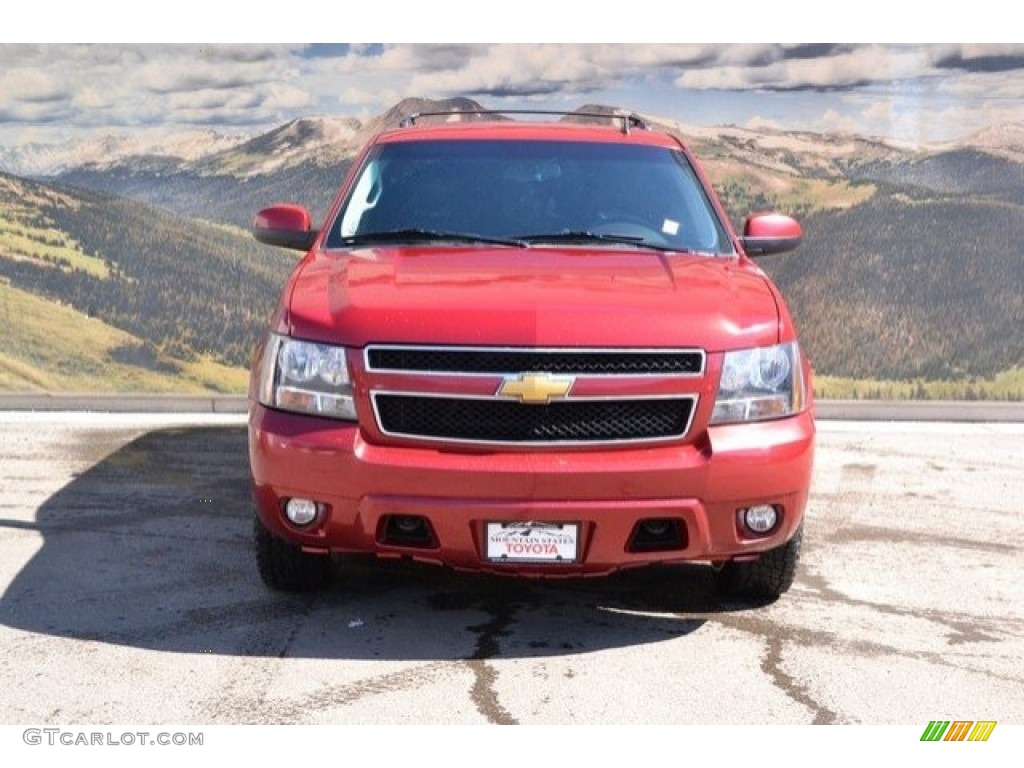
(252, 204), (318, 251)
(740, 213), (802, 256)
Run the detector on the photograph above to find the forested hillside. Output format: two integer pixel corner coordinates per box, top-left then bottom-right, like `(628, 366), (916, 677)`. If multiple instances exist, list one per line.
(762, 189), (1024, 380)
(854, 149), (1024, 204)
(58, 159), (349, 231)
(0, 172), (294, 377)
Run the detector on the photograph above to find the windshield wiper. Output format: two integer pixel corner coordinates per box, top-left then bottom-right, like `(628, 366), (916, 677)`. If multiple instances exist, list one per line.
(338, 228), (528, 248)
(516, 231), (682, 253)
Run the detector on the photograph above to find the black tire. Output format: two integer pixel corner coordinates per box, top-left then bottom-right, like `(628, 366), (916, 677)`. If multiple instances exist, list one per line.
(714, 525), (803, 601)
(254, 517), (334, 592)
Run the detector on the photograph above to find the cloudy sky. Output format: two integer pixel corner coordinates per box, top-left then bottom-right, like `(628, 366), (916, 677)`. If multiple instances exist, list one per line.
(1, 42), (1022, 149)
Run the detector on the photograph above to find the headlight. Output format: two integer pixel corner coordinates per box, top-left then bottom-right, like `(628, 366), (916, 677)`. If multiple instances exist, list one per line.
(710, 341), (806, 425)
(256, 334), (356, 421)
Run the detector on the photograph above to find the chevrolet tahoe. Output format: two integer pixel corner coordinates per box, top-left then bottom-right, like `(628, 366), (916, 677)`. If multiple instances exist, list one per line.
(248, 110), (814, 600)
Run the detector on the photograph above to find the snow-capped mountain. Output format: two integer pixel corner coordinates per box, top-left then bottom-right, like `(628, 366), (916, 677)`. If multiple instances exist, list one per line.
(952, 122), (1024, 163)
(0, 129), (250, 176)
(0, 98), (495, 179)
(198, 116), (361, 177)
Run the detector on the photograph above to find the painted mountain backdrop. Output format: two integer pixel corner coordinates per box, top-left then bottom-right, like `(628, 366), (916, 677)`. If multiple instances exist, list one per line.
(0, 97), (1021, 397)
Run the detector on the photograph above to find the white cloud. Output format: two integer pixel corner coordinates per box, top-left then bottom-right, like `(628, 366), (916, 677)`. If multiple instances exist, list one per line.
(746, 115), (784, 131)
(70, 85), (114, 111)
(0, 68), (69, 105)
(863, 101), (894, 123)
(936, 70), (1024, 101)
(0, 44), (313, 135)
(339, 86), (401, 108)
(814, 108), (863, 135)
(0, 43), (1023, 146)
(263, 84), (313, 111)
(674, 46), (934, 92)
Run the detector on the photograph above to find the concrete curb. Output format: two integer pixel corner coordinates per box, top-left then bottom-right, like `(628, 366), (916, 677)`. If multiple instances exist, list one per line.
(0, 393), (247, 414)
(814, 399), (1024, 422)
(0, 394), (1022, 421)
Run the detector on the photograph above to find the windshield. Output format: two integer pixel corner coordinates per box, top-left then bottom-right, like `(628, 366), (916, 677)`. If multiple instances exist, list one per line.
(327, 139), (733, 254)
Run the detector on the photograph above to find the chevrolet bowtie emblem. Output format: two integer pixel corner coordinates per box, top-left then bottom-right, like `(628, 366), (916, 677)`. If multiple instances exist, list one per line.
(498, 373), (575, 404)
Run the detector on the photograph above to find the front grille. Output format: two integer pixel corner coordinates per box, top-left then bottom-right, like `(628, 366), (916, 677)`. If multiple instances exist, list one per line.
(366, 346), (704, 375)
(373, 394), (696, 444)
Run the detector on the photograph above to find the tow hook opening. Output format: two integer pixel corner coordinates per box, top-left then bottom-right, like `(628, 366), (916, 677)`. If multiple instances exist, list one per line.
(379, 515), (439, 549)
(627, 518), (687, 553)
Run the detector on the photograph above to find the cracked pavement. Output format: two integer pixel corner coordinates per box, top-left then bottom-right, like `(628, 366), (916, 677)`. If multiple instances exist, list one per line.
(0, 413), (1021, 724)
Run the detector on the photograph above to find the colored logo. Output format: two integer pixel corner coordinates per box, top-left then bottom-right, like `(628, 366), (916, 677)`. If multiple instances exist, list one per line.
(920, 721), (997, 742)
(498, 373), (574, 404)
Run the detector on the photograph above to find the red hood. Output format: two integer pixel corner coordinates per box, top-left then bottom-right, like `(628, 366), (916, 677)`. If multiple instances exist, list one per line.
(283, 246), (779, 351)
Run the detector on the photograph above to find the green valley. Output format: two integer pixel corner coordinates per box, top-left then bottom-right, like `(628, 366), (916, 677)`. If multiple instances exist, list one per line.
(0, 278), (246, 392)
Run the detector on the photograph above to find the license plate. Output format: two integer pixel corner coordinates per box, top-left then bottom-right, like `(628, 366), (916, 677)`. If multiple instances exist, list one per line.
(485, 522), (579, 564)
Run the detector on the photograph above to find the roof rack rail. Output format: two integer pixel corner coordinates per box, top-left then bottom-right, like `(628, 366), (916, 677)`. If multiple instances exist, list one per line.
(399, 110), (649, 135)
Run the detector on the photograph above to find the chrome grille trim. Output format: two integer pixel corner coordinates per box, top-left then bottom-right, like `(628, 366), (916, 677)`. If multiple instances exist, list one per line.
(364, 344), (706, 377)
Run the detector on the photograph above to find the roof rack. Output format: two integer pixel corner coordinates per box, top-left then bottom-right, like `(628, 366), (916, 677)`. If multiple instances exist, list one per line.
(399, 109), (650, 135)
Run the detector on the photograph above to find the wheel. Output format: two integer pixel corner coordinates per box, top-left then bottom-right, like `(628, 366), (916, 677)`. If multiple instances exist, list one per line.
(714, 525), (803, 601)
(254, 517), (334, 592)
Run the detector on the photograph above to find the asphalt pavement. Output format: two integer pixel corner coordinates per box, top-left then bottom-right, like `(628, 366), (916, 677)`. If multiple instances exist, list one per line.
(0, 413), (1021, 724)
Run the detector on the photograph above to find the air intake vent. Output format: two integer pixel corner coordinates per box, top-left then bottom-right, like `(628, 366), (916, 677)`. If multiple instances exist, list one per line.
(373, 394), (696, 444)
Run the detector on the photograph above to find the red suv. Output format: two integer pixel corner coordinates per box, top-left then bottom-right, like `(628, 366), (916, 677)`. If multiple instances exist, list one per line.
(248, 111), (813, 599)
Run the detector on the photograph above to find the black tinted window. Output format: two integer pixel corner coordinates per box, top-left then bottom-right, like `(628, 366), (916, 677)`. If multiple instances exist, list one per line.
(328, 139), (732, 253)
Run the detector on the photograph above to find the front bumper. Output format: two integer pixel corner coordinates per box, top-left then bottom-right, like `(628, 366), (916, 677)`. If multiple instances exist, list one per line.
(248, 404), (814, 576)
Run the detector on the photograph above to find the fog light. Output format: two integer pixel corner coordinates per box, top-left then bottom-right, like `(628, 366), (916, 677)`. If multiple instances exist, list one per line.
(742, 504), (778, 534)
(285, 498), (319, 526)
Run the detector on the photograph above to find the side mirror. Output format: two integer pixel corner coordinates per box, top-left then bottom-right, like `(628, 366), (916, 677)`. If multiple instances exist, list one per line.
(740, 212), (802, 256)
(252, 204), (318, 251)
